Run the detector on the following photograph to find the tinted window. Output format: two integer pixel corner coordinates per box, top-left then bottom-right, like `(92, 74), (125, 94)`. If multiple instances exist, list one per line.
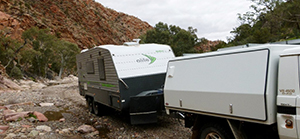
(86, 61), (94, 74)
(98, 57), (106, 80)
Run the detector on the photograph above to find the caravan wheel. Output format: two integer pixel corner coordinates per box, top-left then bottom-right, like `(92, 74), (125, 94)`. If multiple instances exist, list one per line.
(93, 102), (99, 115)
(87, 98), (94, 113)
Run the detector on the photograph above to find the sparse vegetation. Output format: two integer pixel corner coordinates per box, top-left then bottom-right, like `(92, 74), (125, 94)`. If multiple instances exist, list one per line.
(140, 22), (200, 56)
(0, 27), (80, 79)
(9, 66), (23, 79)
(228, 0), (300, 45)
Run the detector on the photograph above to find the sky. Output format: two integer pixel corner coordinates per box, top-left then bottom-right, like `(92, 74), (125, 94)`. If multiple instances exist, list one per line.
(95, 0), (253, 42)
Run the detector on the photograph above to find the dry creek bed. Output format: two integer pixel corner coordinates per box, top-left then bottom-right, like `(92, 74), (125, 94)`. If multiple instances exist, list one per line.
(0, 77), (192, 139)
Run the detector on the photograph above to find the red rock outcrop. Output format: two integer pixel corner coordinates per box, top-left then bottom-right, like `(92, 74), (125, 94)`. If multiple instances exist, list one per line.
(195, 40), (223, 52)
(0, 0), (153, 49)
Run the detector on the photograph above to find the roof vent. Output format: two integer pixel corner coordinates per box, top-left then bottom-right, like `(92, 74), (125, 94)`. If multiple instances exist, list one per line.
(123, 39), (141, 46)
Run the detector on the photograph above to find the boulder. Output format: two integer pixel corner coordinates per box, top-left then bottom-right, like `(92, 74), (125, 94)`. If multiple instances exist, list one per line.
(59, 118), (65, 122)
(28, 130), (39, 137)
(39, 103), (54, 107)
(0, 125), (9, 134)
(33, 111), (48, 122)
(59, 128), (71, 135)
(36, 125), (51, 132)
(85, 131), (99, 138)
(4, 111), (31, 122)
(0, 76), (22, 90)
(16, 108), (23, 112)
(0, 106), (7, 110)
(4, 133), (16, 139)
(77, 125), (96, 133)
(27, 117), (38, 123)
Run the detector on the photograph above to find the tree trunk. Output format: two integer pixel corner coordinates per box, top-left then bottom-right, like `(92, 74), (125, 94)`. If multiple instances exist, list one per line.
(58, 55), (65, 79)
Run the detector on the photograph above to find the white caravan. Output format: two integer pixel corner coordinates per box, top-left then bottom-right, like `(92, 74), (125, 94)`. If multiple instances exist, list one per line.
(76, 41), (175, 124)
(164, 44), (300, 139)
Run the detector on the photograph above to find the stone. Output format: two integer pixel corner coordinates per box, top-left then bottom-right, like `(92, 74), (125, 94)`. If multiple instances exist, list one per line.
(4, 111), (31, 121)
(77, 125), (96, 133)
(36, 125), (51, 132)
(0, 76), (22, 90)
(0, 106), (7, 110)
(17, 132), (24, 137)
(21, 125), (32, 128)
(3, 109), (14, 115)
(0, 125), (9, 131)
(27, 117), (38, 123)
(14, 128), (22, 133)
(4, 102), (34, 108)
(59, 128), (71, 134)
(17, 108), (23, 112)
(4, 133), (17, 139)
(30, 83), (46, 89)
(59, 118), (65, 122)
(28, 130), (39, 137)
(39, 103), (54, 107)
(20, 134), (27, 138)
(33, 111), (48, 122)
(85, 130), (99, 138)
(8, 123), (17, 127)
(39, 132), (45, 136)
(21, 128), (27, 133)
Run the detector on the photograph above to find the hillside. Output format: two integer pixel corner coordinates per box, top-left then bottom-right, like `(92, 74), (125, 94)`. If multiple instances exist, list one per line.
(0, 0), (152, 49)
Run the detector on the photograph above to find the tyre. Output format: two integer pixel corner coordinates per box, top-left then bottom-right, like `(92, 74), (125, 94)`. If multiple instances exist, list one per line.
(93, 101), (99, 115)
(87, 98), (94, 113)
(198, 123), (232, 139)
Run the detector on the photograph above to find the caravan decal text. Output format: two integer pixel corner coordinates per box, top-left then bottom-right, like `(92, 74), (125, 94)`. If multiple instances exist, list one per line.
(136, 54), (156, 64)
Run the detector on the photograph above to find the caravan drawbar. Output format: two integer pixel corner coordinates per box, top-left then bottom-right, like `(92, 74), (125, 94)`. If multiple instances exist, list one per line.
(76, 41), (174, 124)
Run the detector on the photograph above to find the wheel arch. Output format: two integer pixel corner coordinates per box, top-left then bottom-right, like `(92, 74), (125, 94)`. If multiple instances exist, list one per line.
(192, 114), (235, 139)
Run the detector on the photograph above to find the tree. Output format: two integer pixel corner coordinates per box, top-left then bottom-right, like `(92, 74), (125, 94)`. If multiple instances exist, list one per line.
(229, 0), (300, 45)
(21, 27), (80, 78)
(55, 40), (80, 79)
(141, 22), (198, 56)
(22, 27), (57, 77)
(0, 29), (25, 76)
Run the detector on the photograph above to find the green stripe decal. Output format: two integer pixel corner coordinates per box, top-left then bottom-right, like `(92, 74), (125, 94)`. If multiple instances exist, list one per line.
(142, 54), (156, 64)
(101, 83), (116, 87)
(82, 81), (115, 88)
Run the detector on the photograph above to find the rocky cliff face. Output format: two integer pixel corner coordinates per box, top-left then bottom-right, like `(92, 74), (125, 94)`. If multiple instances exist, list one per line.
(0, 0), (153, 49)
(196, 40), (223, 52)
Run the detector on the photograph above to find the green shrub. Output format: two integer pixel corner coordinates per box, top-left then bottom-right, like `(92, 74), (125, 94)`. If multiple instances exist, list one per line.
(10, 66), (23, 79)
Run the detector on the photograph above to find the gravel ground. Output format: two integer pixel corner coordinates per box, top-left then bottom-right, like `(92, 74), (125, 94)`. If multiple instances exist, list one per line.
(0, 76), (192, 138)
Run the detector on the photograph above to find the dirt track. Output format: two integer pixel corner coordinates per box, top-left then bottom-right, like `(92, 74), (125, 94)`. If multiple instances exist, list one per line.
(0, 76), (191, 138)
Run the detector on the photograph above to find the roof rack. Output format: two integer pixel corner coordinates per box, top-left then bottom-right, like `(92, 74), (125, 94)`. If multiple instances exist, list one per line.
(271, 39), (300, 45)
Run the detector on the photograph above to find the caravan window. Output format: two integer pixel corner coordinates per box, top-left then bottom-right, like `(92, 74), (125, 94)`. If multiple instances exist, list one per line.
(98, 57), (106, 80)
(86, 61), (94, 74)
(79, 62), (82, 69)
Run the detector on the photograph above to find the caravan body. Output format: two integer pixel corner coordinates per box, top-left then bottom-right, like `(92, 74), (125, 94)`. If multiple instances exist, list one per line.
(76, 43), (174, 124)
